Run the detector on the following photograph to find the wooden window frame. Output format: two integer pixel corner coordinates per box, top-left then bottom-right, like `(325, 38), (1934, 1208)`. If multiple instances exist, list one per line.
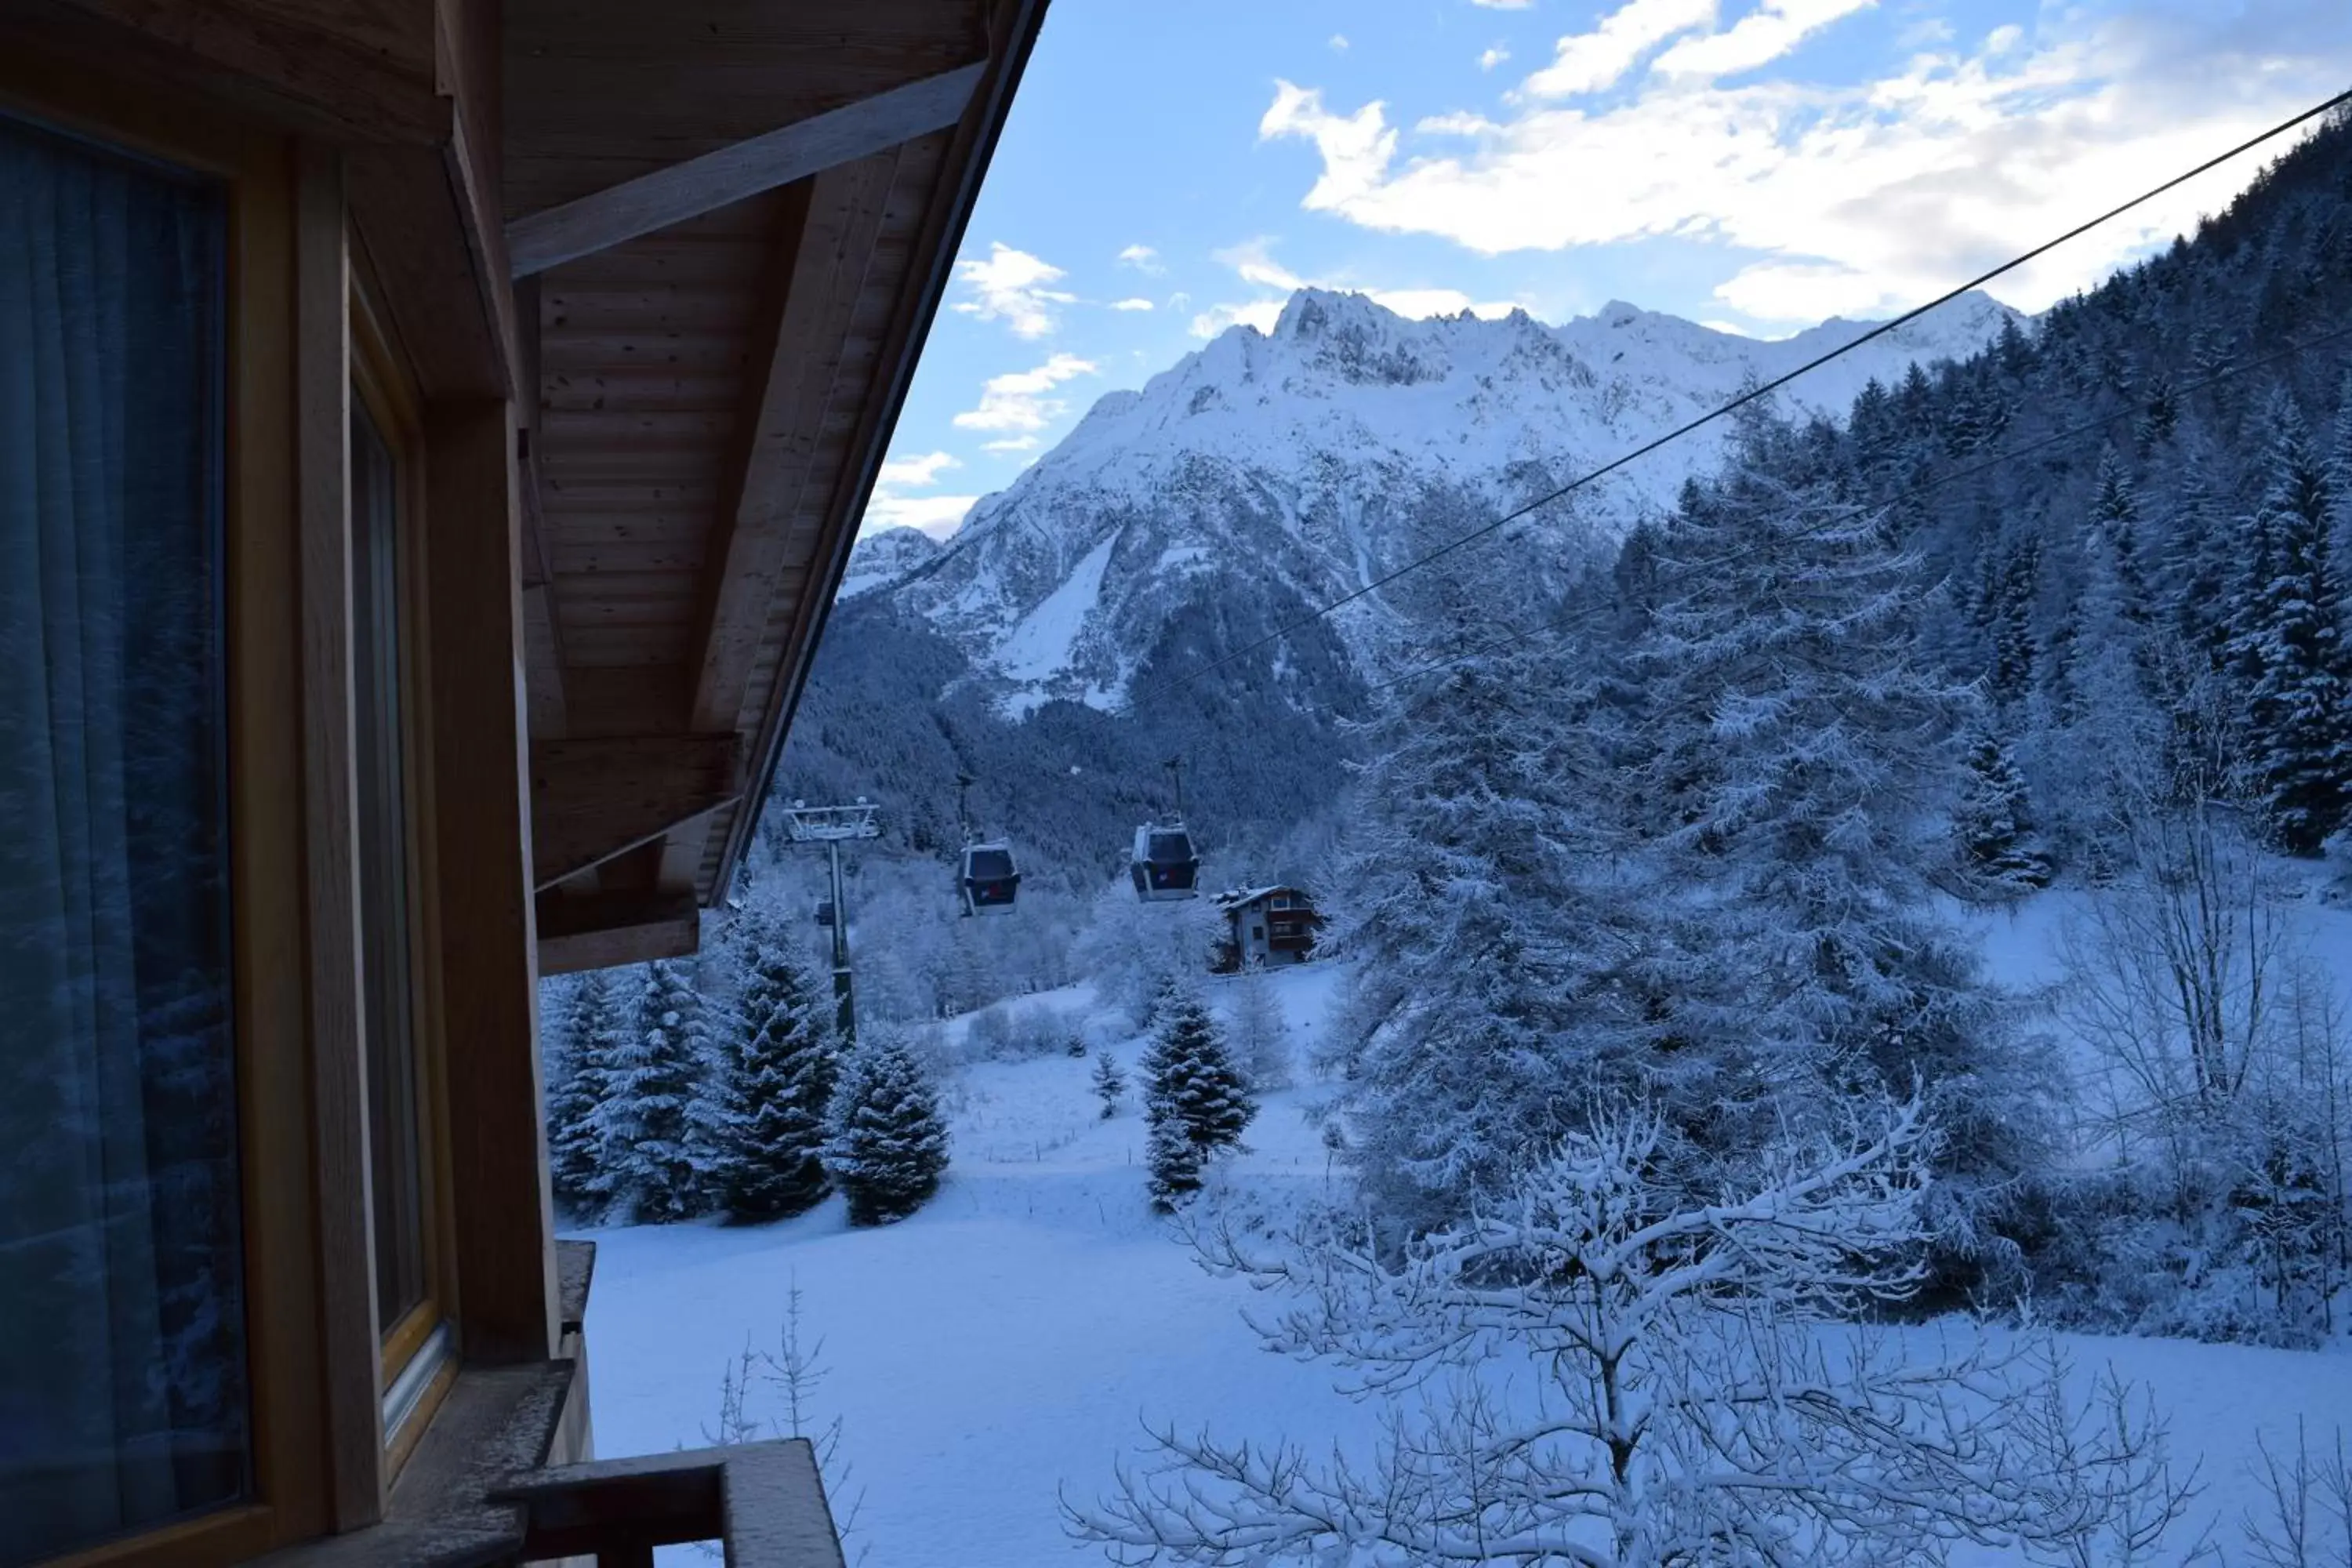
(0, 49), (351, 1568)
(349, 273), (461, 1465)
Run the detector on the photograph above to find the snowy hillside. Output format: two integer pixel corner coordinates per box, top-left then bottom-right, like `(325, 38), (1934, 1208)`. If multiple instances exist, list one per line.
(886, 287), (2020, 713)
(576, 951), (2352, 1568)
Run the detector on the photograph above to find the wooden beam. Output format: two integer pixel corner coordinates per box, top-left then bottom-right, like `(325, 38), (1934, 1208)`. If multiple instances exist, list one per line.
(708, 0), (1050, 901)
(536, 890), (702, 976)
(529, 733), (743, 890)
(423, 398), (560, 1367)
(685, 158), (895, 734)
(506, 61), (982, 277)
(293, 141), (388, 1532)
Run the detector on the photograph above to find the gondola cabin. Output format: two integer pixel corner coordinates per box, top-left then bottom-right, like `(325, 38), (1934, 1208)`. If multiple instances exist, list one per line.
(960, 841), (1021, 916)
(1131, 824), (1202, 901)
(1214, 886), (1323, 969)
(816, 898), (837, 928)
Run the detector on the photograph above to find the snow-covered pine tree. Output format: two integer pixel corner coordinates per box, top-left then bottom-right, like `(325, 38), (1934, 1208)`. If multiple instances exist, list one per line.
(1140, 984), (1253, 1209)
(717, 920), (839, 1222)
(2087, 447), (2153, 627)
(2231, 391), (2352, 855)
(1227, 960), (1291, 1091)
(1627, 411), (2042, 1271)
(1091, 1048), (1125, 1119)
(1952, 734), (2051, 895)
(590, 957), (713, 1223)
(823, 1026), (949, 1225)
(546, 968), (621, 1215)
(1323, 590), (1663, 1215)
(1144, 1115), (1203, 1210)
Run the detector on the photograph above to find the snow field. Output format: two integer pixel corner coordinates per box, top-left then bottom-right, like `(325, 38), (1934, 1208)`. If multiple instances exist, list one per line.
(578, 958), (2352, 1567)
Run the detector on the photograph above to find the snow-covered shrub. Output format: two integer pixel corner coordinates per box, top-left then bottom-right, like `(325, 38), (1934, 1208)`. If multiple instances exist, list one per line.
(824, 1026), (950, 1226)
(1225, 964), (1290, 1092)
(2046, 798), (2352, 1345)
(1075, 1098), (2196, 1566)
(963, 1004), (1017, 1060)
(2241, 1421), (2352, 1567)
(1073, 885), (1221, 1027)
(1090, 1050), (1125, 1119)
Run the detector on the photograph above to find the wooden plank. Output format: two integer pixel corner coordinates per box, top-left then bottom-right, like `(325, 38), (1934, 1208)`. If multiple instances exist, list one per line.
(687, 157), (895, 733)
(9, 0), (445, 143)
(707, 0), (1048, 902)
(507, 62), (982, 276)
(349, 145), (510, 401)
(529, 733), (742, 889)
(423, 398), (560, 1367)
(292, 142), (388, 1534)
(535, 891), (702, 975)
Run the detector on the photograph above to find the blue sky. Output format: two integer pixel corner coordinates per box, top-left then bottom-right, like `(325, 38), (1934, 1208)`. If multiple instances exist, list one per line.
(864, 0), (2352, 537)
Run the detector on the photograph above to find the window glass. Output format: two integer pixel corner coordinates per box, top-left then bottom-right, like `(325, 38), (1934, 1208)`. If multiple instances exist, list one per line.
(350, 397), (426, 1339)
(0, 112), (247, 1562)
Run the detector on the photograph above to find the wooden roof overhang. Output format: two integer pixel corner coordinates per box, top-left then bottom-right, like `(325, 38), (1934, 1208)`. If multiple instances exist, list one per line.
(509, 0), (1047, 973)
(2, 0), (1042, 975)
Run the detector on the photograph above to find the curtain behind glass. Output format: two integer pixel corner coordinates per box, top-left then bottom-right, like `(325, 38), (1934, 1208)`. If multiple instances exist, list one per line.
(0, 114), (247, 1562)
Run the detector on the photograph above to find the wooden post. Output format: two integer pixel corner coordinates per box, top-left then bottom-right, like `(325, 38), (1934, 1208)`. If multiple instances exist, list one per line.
(294, 139), (388, 1530)
(424, 397), (560, 1365)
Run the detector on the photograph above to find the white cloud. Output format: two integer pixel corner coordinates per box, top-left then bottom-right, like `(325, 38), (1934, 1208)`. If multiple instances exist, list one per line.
(1650, 0), (1874, 82)
(1216, 237), (1308, 292)
(1523, 0), (1717, 98)
(877, 450), (960, 489)
(953, 353), (1098, 434)
(1110, 297), (1156, 311)
(1257, 10), (2352, 324)
(1330, 32), (1350, 50)
(1420, 110), (1505, 136)
(1116, 243), (1164, 274)
(1480, 45), (1512, 71)
(862, 450), (975, 537)
(983, 435), (1041, 453)
(950, 242), (1075, 339)
(1468, 0), (1534, 8)
(1189, 299), (1289, 338)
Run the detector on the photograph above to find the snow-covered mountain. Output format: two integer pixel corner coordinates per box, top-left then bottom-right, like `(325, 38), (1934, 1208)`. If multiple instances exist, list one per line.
(858, 286), (2023, 715)
(840, 525), (944, 601)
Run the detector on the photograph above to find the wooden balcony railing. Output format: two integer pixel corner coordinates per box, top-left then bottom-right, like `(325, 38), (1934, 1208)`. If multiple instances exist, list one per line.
(494, 1439), (846, 1567)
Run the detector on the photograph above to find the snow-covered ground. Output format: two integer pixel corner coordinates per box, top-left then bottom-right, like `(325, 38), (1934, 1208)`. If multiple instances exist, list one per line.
(577, 949), (2352, 1566)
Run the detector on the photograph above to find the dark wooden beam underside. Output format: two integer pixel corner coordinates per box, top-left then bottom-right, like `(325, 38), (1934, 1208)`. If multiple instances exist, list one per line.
(506, 62), (982, 277)
(529, 734), (742, 890)
(535, 890), (702, 975)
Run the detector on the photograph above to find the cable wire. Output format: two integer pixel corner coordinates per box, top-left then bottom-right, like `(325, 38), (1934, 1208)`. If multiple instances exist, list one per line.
(1131, 84), (2352, 704)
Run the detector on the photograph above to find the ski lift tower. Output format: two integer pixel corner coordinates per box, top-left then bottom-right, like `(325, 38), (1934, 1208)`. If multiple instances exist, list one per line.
(779, 797), (880, 1040)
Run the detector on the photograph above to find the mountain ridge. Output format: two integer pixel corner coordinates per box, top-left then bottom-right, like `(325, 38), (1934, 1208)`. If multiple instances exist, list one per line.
(850, 285), (2024, 715)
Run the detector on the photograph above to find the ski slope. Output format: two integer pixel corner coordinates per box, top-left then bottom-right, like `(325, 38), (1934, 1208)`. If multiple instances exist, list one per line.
(575, 956), (2352, 1566)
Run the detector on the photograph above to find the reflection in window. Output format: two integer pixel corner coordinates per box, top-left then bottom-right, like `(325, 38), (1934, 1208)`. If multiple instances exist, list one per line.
(351, 397), (427, 1341)
(0, 113), (247, 1561)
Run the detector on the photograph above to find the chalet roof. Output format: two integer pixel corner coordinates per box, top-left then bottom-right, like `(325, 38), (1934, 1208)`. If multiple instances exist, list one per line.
(1214, 886), (1307, 913)
(508, 0), (1048, 968)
